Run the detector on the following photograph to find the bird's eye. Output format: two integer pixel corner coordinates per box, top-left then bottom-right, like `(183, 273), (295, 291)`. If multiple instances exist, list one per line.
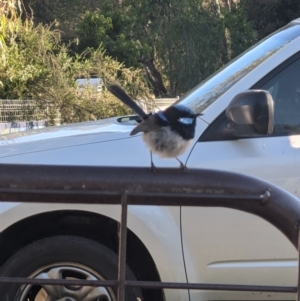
(178, 117), (193, 124)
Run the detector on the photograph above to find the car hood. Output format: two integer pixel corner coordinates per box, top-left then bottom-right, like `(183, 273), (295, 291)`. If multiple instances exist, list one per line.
(0, 116), (137, 158)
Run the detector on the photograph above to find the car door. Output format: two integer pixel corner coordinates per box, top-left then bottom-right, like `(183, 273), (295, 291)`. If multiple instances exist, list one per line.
(182, 53), (300, 300)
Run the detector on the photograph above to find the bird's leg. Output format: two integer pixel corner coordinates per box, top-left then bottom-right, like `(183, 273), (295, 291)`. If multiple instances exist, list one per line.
(176, 157), (187, 171)
(150, 151), (157, 171)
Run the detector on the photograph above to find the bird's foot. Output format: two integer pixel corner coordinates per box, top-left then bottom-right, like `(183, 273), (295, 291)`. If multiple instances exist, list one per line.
(150, 151), (157, 172)
(179, 162), (188, 172)
(176, 158), (188, 172)
(150, 161), (157, 172)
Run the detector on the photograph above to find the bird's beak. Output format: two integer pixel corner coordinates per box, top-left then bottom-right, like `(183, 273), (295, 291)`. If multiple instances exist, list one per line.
(195, 113), (203, 117)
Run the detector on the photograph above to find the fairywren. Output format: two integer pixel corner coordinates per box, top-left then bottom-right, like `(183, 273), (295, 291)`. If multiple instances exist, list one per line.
(108, 84), (201, 169)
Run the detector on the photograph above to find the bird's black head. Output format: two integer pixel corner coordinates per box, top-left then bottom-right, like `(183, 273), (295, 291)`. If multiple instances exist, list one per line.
(157, 105), (201, 140)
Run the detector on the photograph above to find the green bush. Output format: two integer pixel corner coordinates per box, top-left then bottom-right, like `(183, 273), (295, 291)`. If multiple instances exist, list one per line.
(0, 0), (152, 125)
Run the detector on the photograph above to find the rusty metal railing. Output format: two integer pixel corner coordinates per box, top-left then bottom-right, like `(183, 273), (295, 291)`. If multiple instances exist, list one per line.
(0, 164), (299, 301)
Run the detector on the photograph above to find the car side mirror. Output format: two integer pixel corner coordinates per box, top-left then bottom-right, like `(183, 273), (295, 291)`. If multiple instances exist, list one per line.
(225, 90), (274, 136)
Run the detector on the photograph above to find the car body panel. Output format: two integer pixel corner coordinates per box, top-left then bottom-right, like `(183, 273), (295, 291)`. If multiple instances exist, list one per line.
(188, 135), (299, 196)
(0, 116), (207, 167)
(0, 118), (136, 158)
(182, 208), (297, 301)
(0, 202), (188, 301)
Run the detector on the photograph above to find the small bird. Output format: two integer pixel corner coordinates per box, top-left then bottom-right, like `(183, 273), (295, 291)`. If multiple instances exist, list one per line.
(108, 84), (201, 169)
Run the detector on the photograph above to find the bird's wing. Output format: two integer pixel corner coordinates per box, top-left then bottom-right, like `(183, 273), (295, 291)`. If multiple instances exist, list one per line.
(130, 116), (158, 135)
(108, 84), (148, 120)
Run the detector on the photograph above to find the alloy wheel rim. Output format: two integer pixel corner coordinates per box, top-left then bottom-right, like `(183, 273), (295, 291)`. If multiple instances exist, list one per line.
(16, 262), (116, 301)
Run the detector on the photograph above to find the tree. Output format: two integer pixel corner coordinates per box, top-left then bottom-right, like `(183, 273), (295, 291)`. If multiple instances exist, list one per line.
(22, 0), (100, 41)
(220, 1), (257, 59)
(241, 0), (300, 40)
(75, 9), (151, 68)
(124, 0), (230, 95)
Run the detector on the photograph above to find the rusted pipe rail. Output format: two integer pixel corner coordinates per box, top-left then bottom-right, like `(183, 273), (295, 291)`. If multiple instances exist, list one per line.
(0, 164), (299, 301)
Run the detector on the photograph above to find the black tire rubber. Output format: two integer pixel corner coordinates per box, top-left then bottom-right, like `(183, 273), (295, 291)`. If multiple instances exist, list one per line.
(0, 235), (143, 301)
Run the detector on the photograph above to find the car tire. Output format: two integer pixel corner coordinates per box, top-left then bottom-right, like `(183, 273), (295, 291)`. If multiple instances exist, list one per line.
(0, 235), (143, 301)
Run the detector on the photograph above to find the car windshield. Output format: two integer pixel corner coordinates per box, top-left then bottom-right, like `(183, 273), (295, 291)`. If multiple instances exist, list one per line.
(177, 24), (300, 114)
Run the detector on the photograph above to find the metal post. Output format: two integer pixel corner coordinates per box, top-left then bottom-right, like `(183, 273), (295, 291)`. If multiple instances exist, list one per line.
(118, 191), (128, 301)
(297, 228), (300, 301)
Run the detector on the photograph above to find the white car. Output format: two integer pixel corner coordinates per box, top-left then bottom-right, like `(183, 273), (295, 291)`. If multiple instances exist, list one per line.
(0, 18), (300, 301)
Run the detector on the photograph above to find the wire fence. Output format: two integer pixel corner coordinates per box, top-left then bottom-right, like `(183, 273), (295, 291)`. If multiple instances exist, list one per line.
(0, 98), (178, 134)
(0, 100), (41, 122)
(0, 100), (46, 134)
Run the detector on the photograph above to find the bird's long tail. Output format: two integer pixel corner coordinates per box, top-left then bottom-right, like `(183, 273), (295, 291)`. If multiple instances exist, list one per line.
(108, 84), (149, 120)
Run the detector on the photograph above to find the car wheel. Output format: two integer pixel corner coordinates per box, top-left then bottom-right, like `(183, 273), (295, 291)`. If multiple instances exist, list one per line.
(0, 235), (143, 301)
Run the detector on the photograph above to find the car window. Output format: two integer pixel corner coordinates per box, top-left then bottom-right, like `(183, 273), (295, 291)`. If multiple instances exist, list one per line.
(259, 58), (300, 135)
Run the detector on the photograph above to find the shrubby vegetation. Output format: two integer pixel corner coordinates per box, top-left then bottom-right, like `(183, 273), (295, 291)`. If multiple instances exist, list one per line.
(0, 0), (151, 124)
